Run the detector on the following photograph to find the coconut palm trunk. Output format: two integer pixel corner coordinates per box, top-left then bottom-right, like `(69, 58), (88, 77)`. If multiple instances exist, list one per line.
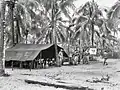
(51, 0), (59, 66)
(67, 30), (70, 56)
(91, 22), (94, 46)
(0, 0), (6, 75)
(16, 19), (19, 43)
(54, 31), (59, 66)
(89, 0), (95, 47)
(9, 0), (15, 45)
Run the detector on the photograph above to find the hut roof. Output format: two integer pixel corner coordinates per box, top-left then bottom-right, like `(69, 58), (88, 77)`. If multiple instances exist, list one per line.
(6, 44), (52, 51)
(5, 44), (53, 61)
(5, 44), (68, 61)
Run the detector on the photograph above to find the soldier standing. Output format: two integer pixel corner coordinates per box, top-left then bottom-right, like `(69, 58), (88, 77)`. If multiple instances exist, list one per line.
(103, 51), (108, 65)
(58, 49), (63, 66)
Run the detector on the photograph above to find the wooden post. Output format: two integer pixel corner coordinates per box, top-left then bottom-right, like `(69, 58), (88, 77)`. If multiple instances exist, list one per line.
(33, 61), (36, 69)
(29, 61), (33, 71)
(39, 52), (43, 68)
(19, 61), (22, 69)
(29, 62), (32, 71)
(11, 61), (14, 71)
(36, 60), (39, 69)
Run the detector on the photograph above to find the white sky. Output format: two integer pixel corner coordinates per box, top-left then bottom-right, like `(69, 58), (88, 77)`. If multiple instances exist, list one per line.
(74, 0), (118, 8)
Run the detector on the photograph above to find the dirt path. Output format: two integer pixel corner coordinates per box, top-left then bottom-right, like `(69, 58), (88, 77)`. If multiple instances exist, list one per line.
(0, 59), (120, 90)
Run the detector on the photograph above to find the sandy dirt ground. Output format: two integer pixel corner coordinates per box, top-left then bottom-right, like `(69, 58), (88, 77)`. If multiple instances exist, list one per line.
(0, 58), (120, 90)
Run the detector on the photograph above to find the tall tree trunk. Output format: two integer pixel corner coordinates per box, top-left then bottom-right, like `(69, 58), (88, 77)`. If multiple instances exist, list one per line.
(0, 0), (6, 76)
(16, 19), (19, 44)
(67, 28), (70, 56)
(52, 25), (59, 66)
(16, 29), (19, 44)
(26, 35), (28, 44)
(91, 22), (94, 46)
(54, 31), (59, 66)
(10, 0), (15, 45)
(112, 32), (115, 56)
(52, 0), (59, 66)
(103, 39), (105, 48)
(89, 1), (94, 46)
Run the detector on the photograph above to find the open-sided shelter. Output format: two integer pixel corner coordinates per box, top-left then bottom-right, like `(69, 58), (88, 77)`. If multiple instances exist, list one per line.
(5, 44), (68, 69)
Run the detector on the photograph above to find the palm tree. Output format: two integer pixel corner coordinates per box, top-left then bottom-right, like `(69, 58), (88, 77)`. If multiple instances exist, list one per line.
(3, 0), (74, 66)
(67, 0), (118, 58)
(35, 0), (75, 66)
(107, 0), (120, 33)
(72, 0), (104, 47)
(5, 0), (40, 46)
(107, 0), (120, 55)
(0, 0), (6, 75)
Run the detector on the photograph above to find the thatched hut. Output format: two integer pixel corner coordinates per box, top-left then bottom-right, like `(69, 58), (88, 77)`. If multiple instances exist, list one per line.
(5, 44), (68, 69)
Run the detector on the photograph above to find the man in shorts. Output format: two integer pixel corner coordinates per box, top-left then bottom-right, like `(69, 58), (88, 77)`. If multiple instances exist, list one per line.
(103, 51), (108, 65)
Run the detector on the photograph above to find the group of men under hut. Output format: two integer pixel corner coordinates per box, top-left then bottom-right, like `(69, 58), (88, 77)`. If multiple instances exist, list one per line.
(5, 47), (109, 70)
(40, 48), (108, 69)
(38, 48), (91, 69)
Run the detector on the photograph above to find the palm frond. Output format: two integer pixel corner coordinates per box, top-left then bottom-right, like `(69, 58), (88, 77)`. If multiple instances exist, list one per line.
(76, 16), (88, 24)
(94, 30), (100, 37)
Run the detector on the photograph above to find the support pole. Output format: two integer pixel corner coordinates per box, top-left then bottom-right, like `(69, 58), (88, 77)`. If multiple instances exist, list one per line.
(19, 61), (22, 69)
(11, 61), (14, 71)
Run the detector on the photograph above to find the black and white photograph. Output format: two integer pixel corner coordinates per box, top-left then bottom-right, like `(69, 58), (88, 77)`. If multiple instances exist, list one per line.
(0, 0), (120, 90)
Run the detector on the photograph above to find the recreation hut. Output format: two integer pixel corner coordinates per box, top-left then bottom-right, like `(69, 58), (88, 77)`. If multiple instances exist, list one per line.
(5, 44), (68, 70)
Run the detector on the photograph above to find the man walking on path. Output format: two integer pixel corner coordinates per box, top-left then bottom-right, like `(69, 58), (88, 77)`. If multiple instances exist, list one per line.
(103, 51), (108, 65)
